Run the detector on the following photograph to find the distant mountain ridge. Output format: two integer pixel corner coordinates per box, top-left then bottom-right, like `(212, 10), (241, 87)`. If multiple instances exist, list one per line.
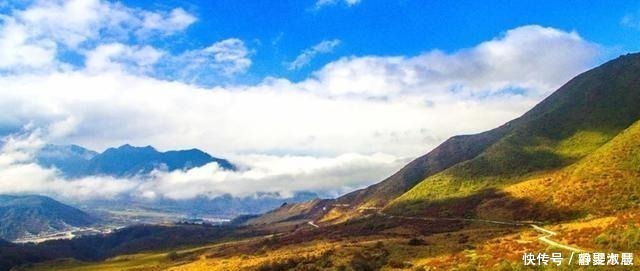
(36, 144), (235, 178)
(36, 144), (99, 178)
(0, 195), (97, 241)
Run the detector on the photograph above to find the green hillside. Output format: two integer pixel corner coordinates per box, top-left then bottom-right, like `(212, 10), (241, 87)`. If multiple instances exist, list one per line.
(387, 53), (640, 216)
(499, 118), (640, 217)
(335, 126), (509, 208)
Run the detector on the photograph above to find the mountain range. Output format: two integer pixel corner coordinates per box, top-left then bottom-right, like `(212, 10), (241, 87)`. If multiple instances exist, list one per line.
(36, 144), (316, 221)
(36, 144), (236, 178)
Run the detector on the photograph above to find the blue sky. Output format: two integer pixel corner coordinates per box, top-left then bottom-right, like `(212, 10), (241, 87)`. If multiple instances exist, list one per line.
(114, 0), (640, 82)
(0, 0), (638, 199)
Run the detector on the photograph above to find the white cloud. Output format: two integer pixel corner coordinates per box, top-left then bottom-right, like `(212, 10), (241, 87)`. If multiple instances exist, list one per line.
(0, 26), (599, 157)
(142, 152), (405, 199)
(0, 0), (197, 72)
(153, 38), (252, 82)
(0, 24), (602, 200)
(0, 71), (532, 159)
(0, 131), (136, 199)
(16, 0), (128, 48)
(315, 0), (361, 9)
(306, 25), (598, 98)
(0, 16), (58, 70)
(288, 39), (341, 70)
(85, 43), (165, 73)
(200, 38), (252, 76)
(138, 8), (196, 36)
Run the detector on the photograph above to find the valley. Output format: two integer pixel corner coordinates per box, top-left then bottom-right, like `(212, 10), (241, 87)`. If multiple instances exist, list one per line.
(24, 211), (626, 270)
(1, 9), (640, 268)
(11, 52), (638, 270)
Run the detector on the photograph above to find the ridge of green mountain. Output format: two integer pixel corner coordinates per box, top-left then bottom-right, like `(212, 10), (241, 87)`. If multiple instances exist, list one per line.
(336, 126), (511, 207)
(246, 53), (640, 226)
(387, 53), (640, 215)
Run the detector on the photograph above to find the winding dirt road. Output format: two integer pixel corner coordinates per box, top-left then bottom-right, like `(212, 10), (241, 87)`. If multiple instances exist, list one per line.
(531, 224), (584, 252)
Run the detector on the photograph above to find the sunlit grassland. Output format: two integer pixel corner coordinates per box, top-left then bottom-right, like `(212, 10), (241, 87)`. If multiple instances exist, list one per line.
(24, 210), (640, 270)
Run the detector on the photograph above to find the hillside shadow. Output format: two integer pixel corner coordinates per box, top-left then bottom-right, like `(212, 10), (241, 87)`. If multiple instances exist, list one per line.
(387, 188), (583, 222)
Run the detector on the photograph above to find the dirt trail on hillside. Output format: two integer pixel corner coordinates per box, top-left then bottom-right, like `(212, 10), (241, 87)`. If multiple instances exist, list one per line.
(308, 210), (585, 252)
(530, 224), (584, 252)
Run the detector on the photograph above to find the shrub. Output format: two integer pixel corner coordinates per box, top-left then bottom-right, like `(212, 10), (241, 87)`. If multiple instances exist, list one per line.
(374, 241), (384, 249)
(388, 259), (412, 268)
(408, 237), (426, 246)
(165, 251), (180, 261)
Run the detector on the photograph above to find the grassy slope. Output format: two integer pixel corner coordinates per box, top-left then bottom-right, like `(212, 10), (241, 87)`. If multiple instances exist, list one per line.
(248, 126), (511, 225)
(495, 119), (640, 218)
(24, 243), (222, 271)
(388, 53), (640, 215)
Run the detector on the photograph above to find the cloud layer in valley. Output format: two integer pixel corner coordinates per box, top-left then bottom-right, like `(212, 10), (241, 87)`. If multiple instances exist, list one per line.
(0, 0), (603, 200)
(0, 131), (405, 200)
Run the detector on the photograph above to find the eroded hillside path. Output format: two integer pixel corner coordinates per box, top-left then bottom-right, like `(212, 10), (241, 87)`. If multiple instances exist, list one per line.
(308, 209), (585, 252)
(531, 224), (584, 252)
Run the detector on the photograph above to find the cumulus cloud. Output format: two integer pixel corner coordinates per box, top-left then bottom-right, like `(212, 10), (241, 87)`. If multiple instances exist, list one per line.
(141, 153), (404, 199)
(0, 15), (58, 71)
(0, 0), (252, 82)
(288, 39), (341, 70)
(85, 43), (165, 73)
(306, 25), (599, 98)
(138, 8), (196, 36)
(0, 0), (197, 72)
(0, 20), (602, 199)
(168, 38), (252, 77)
